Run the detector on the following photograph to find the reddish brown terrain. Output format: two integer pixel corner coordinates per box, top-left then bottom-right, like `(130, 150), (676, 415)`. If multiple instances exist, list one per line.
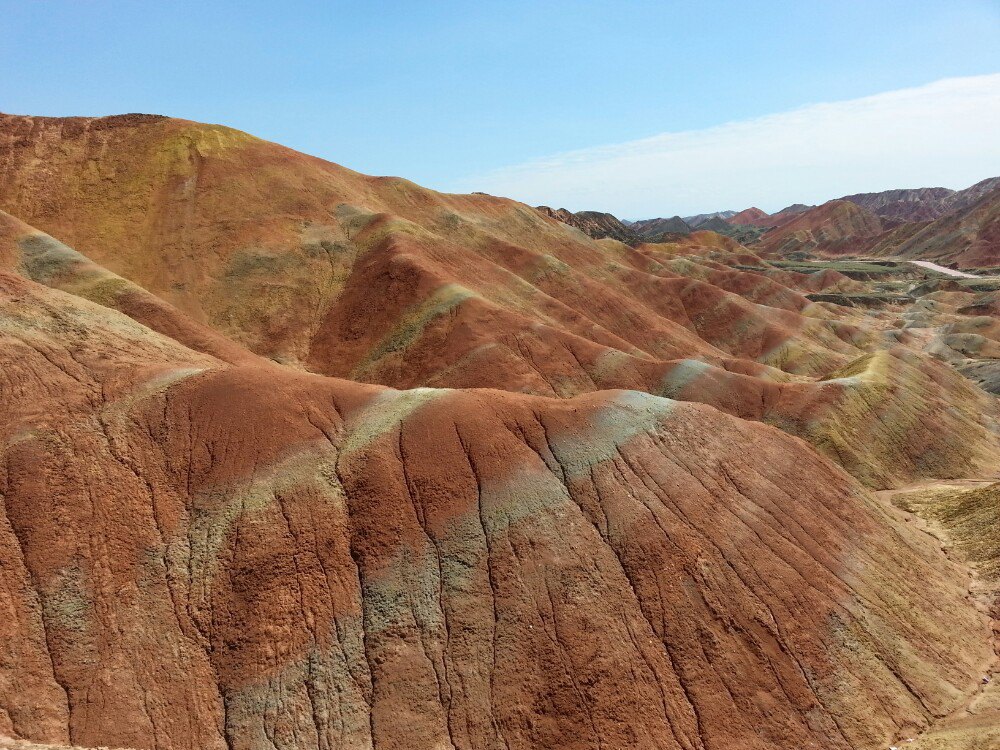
(1, 113), (999, 750)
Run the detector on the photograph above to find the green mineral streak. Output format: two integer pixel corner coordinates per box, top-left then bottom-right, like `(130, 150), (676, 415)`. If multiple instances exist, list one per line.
(353, 285), (479, 376)
(548, 391), (675, 478)
(340, 387), (445, 455)
(185, 442), (346, 587)
(19, 232), (133, 307)
(43, 565), (91, 634)
(658, 359), (710, 398)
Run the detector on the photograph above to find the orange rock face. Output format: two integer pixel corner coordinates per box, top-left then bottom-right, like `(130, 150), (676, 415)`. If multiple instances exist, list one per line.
(0, 114), (997, 750)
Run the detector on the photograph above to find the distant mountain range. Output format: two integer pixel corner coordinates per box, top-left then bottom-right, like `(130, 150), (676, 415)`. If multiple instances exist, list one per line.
(537, 177), (1000, 268)
(682, 210), (737, 227)
(841, 177), (1000, 223)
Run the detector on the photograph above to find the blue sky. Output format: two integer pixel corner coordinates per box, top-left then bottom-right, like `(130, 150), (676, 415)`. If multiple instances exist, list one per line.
(3, 1), (999, 214)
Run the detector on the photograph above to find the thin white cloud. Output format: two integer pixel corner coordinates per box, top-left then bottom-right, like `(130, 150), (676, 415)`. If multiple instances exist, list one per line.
(456, 74), (1000, 217)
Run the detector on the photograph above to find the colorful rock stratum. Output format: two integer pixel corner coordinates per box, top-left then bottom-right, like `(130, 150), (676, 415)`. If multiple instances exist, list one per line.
(0, 113), (998, 750)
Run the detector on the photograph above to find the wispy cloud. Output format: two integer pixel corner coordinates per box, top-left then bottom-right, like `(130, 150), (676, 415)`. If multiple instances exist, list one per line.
(456, 74), (1000, 217)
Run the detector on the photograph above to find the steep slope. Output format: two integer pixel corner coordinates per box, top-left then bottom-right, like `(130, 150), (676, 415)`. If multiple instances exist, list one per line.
(0, 264), (992, 750)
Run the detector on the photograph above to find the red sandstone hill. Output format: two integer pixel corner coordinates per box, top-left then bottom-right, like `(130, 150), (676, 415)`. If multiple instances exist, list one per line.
(728, 207), (770, 226)
(3, 113), (994, 489)
(0, 113), (999, 750)
(0, 256), (990, 750)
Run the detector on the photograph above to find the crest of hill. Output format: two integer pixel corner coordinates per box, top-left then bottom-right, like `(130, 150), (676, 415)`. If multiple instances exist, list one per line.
(630, 215), (693, 240)
(947, 176), (1000, 213)
(841, 186), (956, 222)
(0, 111), (856, 391)
(767, 203), (814, 228)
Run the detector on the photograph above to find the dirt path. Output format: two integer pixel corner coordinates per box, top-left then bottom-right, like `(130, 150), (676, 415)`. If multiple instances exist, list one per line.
(875, 479), (1000, 749)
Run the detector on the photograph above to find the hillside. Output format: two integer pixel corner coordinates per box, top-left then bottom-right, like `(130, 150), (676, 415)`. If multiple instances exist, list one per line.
(0, 112), (999, 750)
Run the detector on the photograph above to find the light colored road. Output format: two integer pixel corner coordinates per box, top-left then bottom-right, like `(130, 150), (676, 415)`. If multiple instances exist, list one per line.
(907, 259), (980, 278)
(853, 258), (998, 280)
